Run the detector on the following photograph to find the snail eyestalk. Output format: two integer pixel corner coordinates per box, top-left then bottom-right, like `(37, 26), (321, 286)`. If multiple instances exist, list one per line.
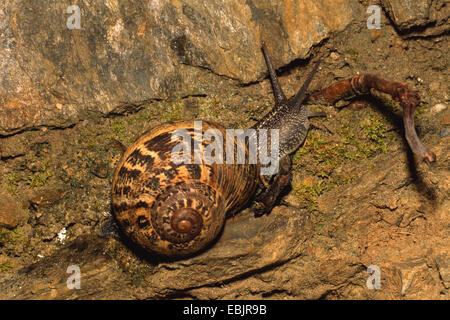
(261, 41), (286, 105)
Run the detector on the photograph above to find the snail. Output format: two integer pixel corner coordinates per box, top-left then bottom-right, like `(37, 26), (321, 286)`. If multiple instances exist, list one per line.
(111, 42), (435, 257)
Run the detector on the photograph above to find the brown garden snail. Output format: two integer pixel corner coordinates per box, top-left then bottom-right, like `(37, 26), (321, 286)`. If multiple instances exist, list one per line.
(111, 43), (436, 257)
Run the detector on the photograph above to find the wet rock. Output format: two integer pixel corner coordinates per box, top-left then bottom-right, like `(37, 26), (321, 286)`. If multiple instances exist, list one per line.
(381, 0), (450, 35)
(0, 0), (359, 135)
(0, 191), (27, 229)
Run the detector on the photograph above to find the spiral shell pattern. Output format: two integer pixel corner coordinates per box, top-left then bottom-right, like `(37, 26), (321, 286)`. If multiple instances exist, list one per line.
(111, 120), (259, 256)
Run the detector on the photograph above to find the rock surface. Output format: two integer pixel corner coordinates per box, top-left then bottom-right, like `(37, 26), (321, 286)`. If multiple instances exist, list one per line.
(0, 191), (26, 229)
(1, 141), (448, 299)
(0, 0), (359, 135)
(381, 0), (449, 35)
(0, 209), (314, 299)
(0, 0), (448, 300)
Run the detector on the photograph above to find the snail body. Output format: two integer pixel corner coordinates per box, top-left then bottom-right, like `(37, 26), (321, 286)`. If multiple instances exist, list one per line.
(112, 43), (320, 257)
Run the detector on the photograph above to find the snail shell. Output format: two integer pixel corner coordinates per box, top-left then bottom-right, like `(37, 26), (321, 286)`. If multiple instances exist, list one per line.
(111, 120), (259, 256)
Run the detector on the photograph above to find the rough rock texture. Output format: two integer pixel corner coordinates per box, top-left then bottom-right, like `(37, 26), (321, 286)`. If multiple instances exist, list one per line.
(381, 0), (449, 35)
(0, 0), (359, 135)
(0, 209), (314, 299)
(1, 139), (447, 299)
(0, 0), (448, 300)
(0, 192), (26, 229)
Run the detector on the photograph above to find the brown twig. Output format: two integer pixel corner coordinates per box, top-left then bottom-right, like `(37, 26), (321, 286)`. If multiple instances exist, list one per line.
(310, 74), (436, 163)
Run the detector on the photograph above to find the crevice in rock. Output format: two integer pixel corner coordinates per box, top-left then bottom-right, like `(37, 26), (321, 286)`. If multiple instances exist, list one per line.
(0, 123), (77, 139)
(180, 61), (240, 82)
(261, 289), (288, 298)
(183, 254), (303, 293)
(162, 290), (196, 300)
(400, 27), (450, 40)
(0, 154), (25, 161)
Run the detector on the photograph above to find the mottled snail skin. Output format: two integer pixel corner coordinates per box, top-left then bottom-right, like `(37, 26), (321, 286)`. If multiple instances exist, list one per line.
(111, 121), (259, 256)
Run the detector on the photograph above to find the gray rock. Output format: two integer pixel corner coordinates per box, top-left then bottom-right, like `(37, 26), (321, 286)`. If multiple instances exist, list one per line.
(381, 0), (431, 30)
(381, 0), (449, 34)
(0, 0), (360, 135)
